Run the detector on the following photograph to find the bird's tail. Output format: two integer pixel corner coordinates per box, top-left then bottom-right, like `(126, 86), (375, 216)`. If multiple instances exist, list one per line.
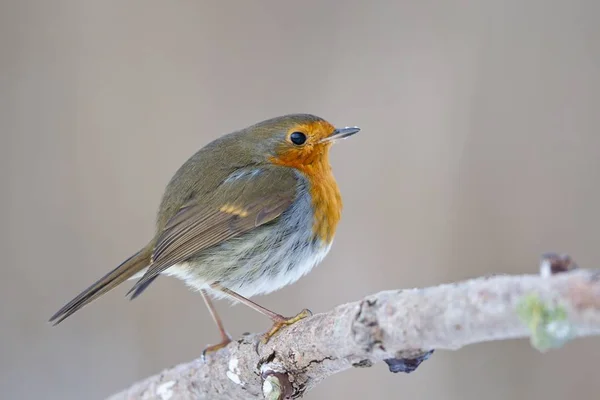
(49, 244), (152, 325)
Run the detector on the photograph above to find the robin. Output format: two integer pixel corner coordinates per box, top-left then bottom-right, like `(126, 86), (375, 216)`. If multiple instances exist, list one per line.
(49, 114), (360, 355)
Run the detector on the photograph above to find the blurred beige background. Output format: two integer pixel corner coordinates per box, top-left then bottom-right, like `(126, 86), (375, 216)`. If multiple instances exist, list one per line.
(2, 0), (600, 399)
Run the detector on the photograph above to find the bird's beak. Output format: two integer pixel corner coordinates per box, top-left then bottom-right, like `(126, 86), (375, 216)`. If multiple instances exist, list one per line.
(320, 126), (361, 143)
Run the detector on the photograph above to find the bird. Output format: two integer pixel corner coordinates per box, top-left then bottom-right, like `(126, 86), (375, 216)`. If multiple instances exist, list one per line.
(49, 113), (360, 355)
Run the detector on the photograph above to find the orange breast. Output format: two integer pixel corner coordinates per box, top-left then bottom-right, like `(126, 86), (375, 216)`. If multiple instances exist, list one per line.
(302, 157), (342, 244)
(270, 151), (342, 244)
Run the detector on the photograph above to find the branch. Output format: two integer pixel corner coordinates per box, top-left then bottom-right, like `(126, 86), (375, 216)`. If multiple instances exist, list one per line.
(108, 262), (600, 400)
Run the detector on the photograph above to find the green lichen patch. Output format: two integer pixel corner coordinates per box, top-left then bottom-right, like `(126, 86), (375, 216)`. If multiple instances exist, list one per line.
(517, 293), (574, 351)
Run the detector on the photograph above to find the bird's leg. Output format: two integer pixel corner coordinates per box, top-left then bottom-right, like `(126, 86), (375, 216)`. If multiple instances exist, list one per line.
(210, 283), (312, 344)
(200, 289), (232, 359)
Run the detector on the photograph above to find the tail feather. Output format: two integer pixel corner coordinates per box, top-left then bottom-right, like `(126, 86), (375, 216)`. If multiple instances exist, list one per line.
(127, 274), (159, 300)
(49, 245), (152, 325)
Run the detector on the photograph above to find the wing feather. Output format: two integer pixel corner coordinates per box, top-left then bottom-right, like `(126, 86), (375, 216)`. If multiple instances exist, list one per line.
(126, 166), (298, 297)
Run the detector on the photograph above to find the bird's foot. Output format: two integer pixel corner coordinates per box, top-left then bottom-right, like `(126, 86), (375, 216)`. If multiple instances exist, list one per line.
(201, 335), (232, 361)
(261, 308), (313, 345)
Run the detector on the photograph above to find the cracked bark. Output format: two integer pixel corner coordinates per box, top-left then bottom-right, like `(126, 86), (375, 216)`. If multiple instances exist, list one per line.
(107, 268), (600, 400)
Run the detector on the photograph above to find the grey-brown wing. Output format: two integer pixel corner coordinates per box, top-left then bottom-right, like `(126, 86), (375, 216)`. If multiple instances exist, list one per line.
(126, 166), (298, 296)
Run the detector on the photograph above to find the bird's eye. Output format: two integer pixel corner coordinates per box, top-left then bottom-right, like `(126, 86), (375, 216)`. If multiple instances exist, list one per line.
(290, 131), (307, 145)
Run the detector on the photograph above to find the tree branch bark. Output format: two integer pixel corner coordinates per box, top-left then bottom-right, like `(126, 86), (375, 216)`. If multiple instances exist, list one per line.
(107, 268), (600, 400)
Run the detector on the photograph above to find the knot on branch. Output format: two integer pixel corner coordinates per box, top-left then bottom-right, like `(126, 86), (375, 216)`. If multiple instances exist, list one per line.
(352, 297), (386, 352)
(257, 350), (336, 399)
(261, 370), (292, 400)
